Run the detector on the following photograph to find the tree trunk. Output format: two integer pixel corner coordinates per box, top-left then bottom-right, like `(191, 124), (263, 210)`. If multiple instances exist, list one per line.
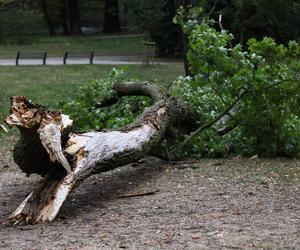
(174, 0), (199, 76)
(103, 0), (121, 34)
(67, 0), (81, 34)
(5, 83), (192, 224)
(182, 32), (192, 76)
(41, 0), (55, 35)
(60, 0), (69, 35)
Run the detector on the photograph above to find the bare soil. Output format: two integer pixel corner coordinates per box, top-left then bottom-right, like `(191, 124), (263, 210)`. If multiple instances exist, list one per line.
(0, 136), (299, 249)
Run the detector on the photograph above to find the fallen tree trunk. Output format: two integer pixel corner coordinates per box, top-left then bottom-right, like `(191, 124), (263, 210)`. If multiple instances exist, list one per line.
(5, 82), (193, 224)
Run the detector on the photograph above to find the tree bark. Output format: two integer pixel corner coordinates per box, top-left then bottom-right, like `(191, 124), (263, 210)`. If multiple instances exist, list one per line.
(5, 82), (192, 224)
(60, 0), (69, 35)
(174, 0), (199, 76)
(67, 0), (81, 34)
(41, 0), (55, 35)
(103, 0), (121, 34)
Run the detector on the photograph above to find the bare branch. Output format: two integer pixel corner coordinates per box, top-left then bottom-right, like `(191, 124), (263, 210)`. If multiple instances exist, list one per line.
(207, 0), (219, 17)
(0, 124), (8, 133)
(218, 14), (233, 49)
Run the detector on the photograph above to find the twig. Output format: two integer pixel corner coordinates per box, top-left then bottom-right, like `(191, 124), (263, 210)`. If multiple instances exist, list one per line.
(0, 124), (8, 133)
(218, 14), (233, 49)
(118, 189), (160, 199)
(207, 0), (219, 17)
(207, 75), (229, 107)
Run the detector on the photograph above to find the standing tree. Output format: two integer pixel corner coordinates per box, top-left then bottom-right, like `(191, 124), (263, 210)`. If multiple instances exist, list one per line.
(103, 0), (120, 34)
(40, 0), (55, 35)
(174, 0), (200, 76)
(67, 0), (81, 34)
(56, 0), (81, 35)
(126, 0), (167, 40)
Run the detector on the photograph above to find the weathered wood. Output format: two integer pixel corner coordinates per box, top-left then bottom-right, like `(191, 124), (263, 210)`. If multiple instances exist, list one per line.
(5, 82), (192, 224)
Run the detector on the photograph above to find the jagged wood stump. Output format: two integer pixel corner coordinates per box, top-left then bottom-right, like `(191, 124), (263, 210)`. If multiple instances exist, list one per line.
(5, 82), (194, 224)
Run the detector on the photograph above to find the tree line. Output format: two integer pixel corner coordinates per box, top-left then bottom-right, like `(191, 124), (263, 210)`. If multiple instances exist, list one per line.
(0, 0), (121, 35)
(0, 0), (299, 55)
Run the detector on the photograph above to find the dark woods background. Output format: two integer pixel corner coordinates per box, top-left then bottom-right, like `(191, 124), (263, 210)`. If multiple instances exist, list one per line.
(0, 0), (299, 56)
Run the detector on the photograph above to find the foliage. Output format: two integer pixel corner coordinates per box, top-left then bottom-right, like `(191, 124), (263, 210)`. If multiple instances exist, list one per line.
(153, 0), (300, 57)
(0, 9), (46, 42)
(149, 0), (182, 56)
(202, 0), (300, 46)
(126, 0), (167, 38)
(61, 68), (150, 132)
(172, 7), (300, 157)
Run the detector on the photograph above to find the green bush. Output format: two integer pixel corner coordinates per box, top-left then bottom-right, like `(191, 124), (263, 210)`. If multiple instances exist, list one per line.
(172, 7), (300, 157)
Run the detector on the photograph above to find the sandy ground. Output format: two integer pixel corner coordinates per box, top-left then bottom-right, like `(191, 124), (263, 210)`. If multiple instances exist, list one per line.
(0, 136), (299, 249)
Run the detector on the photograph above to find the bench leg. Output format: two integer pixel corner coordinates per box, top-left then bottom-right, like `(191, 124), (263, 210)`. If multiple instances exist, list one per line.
(90, 52), (94, 64)
(16, 52), (20, 66)
(43, 52), (47, 65)
(63, 52), (68, 65)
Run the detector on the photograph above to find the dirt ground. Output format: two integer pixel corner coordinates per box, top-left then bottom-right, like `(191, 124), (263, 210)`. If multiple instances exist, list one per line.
(0, 136), (299, 249)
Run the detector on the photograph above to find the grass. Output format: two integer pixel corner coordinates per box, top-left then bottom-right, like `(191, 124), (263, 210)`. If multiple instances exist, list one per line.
(0, 63), (184, 128)
(0, 35), (146, 59)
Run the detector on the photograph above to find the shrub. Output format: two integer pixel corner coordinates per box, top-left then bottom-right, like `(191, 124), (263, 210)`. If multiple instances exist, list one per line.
(171, 7), (300, 157)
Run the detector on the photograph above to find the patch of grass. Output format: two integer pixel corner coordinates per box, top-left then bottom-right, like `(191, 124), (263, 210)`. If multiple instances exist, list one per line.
(0, 35), (145, 59)
(0, 64), (184, 125)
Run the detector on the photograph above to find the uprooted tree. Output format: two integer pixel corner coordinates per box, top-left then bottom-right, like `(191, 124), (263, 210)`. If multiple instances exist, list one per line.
(5, 82), (199, 224)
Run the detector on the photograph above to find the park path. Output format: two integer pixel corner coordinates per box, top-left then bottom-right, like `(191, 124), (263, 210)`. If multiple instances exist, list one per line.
(0, 56), (180, 66)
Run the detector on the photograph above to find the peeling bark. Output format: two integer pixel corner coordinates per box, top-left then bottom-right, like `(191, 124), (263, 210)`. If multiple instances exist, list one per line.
(5, 82), (192, 224)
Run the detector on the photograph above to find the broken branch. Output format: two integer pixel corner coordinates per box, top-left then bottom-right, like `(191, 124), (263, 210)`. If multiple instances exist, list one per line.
(118, 189), (160, 199)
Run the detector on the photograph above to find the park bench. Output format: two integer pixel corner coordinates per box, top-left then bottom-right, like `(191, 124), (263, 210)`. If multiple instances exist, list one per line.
(63, 51), (95, 64)
(16, 51), (47, 66)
